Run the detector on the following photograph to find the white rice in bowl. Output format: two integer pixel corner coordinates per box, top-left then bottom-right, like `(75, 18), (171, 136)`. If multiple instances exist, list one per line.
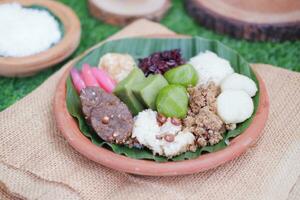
(0, 3), (62, 57)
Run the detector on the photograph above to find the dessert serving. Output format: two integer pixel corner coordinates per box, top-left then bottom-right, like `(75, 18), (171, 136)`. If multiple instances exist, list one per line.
(65, 37), (261, 162)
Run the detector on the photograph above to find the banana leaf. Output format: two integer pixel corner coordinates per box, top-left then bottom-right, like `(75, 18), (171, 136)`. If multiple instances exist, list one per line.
(66, 37), (259, 162)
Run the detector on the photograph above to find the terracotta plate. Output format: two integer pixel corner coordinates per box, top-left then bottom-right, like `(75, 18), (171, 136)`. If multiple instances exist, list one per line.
(54, 35), (269, 176)
(0, 0), (81, 77)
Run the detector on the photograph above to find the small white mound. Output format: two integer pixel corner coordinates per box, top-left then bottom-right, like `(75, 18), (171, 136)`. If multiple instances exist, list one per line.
(189, 51), (234, 86)
(221, 73), (257, 97)
(0, 3), (62, 57)
(132, 109), (195, 157)
(217, 90), (254, 124)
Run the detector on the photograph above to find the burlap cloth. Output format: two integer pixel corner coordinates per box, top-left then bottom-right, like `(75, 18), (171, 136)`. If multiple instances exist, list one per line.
(0, 19), (299, 200)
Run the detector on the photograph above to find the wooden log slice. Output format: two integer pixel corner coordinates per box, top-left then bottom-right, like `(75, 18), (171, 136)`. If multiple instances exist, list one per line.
(88, 0), (171, 26)
(185, 0), (300, 41)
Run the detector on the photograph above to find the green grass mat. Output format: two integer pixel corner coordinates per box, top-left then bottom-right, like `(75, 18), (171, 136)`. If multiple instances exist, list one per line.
(0, 0), (299, 111)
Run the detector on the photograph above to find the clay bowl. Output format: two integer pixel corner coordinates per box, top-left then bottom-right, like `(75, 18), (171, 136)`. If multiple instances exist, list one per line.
(54, 35), (269, 176)
(0, 0), (81, 77)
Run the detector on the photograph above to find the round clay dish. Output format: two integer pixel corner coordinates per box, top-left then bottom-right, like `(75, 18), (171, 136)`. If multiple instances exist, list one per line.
(54, 35), (269, 176)
(0, 0), (81, 77)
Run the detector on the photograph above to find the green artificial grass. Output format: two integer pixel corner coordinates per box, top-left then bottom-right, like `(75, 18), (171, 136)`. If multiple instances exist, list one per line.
(0, 0), (299, 111)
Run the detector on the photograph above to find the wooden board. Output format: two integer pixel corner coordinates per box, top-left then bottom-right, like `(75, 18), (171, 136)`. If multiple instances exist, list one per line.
(0, 0), (81, 77)
(88, 0), (171, 26)
(185, 0), (300, 41)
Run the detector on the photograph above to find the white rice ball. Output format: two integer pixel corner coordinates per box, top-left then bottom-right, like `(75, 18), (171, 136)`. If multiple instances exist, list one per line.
(221, 73), (258, 97)
(189, 51), (234, 86)
(132, 109), (195, 157)
(217, 90), (254, 124)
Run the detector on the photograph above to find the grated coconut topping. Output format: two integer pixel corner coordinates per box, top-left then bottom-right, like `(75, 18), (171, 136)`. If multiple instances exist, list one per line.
(0, 3), (62, 57)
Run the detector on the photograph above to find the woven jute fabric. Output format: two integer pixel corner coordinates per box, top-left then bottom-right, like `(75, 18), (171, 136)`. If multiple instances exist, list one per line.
(0, 19), (299, 200)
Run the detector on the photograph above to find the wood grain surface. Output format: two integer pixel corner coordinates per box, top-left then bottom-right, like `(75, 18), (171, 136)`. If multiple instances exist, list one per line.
(185, 0), (300, 41)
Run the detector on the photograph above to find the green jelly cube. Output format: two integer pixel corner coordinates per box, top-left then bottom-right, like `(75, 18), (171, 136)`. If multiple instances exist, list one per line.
(164, 64), (198, 87)
(132, 74), (168, 110)
(156, 84), (188, 119)
(114, 68), (146, 115)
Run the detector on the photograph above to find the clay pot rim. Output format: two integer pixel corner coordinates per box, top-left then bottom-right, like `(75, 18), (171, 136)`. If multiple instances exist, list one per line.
(53, 34), (269, 176)
(0, 0), (81, 77)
